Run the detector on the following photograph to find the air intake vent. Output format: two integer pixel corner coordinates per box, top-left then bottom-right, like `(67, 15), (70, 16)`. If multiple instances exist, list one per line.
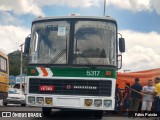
(29, 78), (112, 96)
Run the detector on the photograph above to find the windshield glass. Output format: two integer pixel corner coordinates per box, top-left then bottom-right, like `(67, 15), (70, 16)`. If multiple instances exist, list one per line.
(29, 19), (117, 66)
(30, 21), (70, 64)
(73, 21), (116, 66)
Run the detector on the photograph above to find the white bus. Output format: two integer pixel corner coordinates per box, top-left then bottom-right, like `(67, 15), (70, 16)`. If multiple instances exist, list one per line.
(24, 16), (125, 119)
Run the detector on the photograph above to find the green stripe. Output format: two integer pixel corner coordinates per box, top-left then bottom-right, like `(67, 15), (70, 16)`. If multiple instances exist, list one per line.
(27, 67), (117, 78)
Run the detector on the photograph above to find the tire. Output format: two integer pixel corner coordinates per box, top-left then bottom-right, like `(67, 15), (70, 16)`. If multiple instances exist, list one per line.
(21, 104), (26, 106)
(3, 102), (7, 106)
(42, 107), (52, 117)
(94, 111), (103, 119)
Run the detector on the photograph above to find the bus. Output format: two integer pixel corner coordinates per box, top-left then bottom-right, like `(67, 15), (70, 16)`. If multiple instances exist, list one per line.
(24, 16), (125, 118)
(0, 51), (9, 100)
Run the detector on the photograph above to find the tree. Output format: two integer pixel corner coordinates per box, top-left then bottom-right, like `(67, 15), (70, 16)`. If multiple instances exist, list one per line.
(8, 50), (29, 76)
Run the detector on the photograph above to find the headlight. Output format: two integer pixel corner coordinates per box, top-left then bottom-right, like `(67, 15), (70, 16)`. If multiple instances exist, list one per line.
(28, 97), (35, 104)
(21, 96), (25, 99)
(104, 100), (112, 107)
(84, 99), (93, 107)
(36, 97), (44, 104)
(20, 96), (25, 99)
(94, 99), (102, 107)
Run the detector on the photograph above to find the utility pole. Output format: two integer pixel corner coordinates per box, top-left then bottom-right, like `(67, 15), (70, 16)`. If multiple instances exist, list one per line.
(103, 0), (106, 16)
(20, 43), (24, 90)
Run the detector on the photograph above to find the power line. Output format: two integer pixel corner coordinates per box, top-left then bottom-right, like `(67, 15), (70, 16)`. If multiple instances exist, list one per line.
(103, 0), (106, 16)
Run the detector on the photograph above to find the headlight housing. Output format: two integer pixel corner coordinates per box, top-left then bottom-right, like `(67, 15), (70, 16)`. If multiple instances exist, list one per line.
(94, 99), (102, 107)
(28, 97), (35, 104)
(104, 100), (112, 107)
(45, 97), (53, 105)
(36, 97), (44, 104)
(84, 99), (93, 107)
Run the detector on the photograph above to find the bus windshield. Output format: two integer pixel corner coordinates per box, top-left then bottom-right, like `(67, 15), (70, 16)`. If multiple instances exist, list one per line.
(29, 19), (116, 66)
(74, 21), (116, 66)
(30, 21), (70, 64)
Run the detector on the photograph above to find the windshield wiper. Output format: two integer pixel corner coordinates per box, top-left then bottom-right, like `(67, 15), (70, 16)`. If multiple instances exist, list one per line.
(47, 49), (66, 65)
(75, 50), (96, 68)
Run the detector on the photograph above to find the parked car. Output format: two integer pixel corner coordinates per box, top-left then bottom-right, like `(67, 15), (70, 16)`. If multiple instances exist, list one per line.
(3, 88), (26, 106)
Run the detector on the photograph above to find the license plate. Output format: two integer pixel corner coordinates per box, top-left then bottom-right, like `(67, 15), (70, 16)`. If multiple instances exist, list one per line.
(39, 86), (54, 91)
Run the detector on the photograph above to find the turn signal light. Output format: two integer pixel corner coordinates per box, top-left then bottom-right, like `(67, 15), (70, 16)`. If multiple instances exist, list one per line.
(45, 97), (53, 105)
(84, 99), (93, 107)
(105, 71), (111, 76)
(30, 69), (36, 74)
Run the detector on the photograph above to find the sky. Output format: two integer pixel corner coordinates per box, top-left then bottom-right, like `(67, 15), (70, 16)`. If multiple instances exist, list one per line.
(0, 0), (160, 72)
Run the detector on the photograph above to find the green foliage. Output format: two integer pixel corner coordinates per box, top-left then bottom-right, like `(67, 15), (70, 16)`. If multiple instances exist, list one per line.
(8, 50), (29, 76)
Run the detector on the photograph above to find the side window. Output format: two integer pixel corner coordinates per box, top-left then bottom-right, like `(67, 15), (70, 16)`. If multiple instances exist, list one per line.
(0, 56), (7, 73)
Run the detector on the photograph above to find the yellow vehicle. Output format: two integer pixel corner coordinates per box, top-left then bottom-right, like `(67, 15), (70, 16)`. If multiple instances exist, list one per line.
(0, 51), (9, 100)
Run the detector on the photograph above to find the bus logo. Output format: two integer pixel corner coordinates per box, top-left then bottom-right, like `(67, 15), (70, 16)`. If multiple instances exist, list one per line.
(66, 85), (72, 90)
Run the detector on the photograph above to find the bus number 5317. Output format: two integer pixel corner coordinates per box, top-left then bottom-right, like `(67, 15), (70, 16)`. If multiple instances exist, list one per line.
(86, 71), (100, 76)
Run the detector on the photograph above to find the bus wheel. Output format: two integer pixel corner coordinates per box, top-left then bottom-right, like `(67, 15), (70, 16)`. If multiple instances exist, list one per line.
(94, 111), (103, 119)
(3, 102), (7, 106)
(21, 104), (26, 106)
(42, 107), (52, 117)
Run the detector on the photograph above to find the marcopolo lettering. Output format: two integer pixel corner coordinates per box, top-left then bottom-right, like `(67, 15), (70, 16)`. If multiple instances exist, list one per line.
(73, 85), (97, 90)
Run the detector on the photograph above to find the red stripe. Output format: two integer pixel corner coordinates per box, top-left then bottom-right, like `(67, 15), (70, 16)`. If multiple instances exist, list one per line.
(40, 67), (48, 76)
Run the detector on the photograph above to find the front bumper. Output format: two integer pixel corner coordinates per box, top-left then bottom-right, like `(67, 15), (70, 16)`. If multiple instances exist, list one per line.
(4, 99), (26, 104)
(26, 95), (115, 110)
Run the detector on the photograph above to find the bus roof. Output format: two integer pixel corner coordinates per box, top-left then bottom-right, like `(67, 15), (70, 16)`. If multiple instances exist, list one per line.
(32, 16), (116, 23)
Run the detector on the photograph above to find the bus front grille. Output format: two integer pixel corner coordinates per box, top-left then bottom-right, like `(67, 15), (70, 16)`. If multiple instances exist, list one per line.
(29, 78), (112, 97)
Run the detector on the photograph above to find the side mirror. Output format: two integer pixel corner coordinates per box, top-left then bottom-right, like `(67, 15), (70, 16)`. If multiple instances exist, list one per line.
(24, 36), (31, 54)
(119, 38), (125, 53)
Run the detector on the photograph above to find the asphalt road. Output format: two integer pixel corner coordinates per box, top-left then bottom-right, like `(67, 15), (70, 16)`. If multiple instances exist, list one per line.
(0, 100), (156, 120)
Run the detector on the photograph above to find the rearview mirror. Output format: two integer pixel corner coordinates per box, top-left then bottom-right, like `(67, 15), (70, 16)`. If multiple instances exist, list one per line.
(119, 38), (125, 53)
(24, 36), (31, 54)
